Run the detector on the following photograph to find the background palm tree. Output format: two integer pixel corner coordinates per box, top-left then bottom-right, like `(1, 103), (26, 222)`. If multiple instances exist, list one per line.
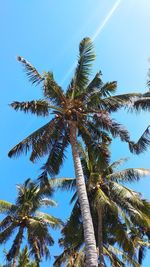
(1, 246), (37, 267)
(0, 179), (62, 267)
(17, 246), (37, 267)
(8, 37), (150, 266)
(52, 144), (150, 267)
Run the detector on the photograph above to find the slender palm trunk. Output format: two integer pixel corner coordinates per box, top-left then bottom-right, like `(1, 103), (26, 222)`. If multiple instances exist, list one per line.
(97, 207), (105, 267)
(69, 122), (98, 267)
(12, 256), (17, 267)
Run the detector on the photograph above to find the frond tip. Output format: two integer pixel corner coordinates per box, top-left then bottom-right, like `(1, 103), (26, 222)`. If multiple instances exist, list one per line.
(17, 56), (44, 85)
(129, 126), (150, 154)
(10, 100), (49, 116)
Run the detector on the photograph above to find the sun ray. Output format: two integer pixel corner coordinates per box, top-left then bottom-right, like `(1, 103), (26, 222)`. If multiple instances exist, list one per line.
(61, 0), (122, 85)
(92, 0), (122, 41)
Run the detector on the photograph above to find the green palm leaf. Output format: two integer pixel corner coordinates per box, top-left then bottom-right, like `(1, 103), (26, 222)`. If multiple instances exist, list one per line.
(94, 115), (130, 142)
(17, 56), (44, 85)
(41, 131), (69, 176)
(67, 37), (95, 97)
(39, 198), (57, 207)
(49, 177), (76, 191)
(106, 168), (150, 182)
(10, 100), (49, 117)
(34, 213), (62, 229)
(105, 245), (141, 267)
(0, 223), (16, 244)
(0, 179), (61, 264)
(106, 158), (129, 171)
(8, 119), (56, 159)
(129, 126), (150, 154)
(43, 72), (66, 105)
(0, 200), (13, 213)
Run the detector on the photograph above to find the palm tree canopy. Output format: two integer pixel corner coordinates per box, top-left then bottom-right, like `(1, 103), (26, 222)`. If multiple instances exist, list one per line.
(0, 179), (62, 264)
(8, 38), (150, 181)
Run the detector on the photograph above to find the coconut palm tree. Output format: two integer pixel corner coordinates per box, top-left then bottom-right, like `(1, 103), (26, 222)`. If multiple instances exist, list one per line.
(0, 179), (62, 267)
(8, 37), (150, 266)
(17, 246), (37, 267)
(1, 246), (37, 267)
(52, 144), (150, 267)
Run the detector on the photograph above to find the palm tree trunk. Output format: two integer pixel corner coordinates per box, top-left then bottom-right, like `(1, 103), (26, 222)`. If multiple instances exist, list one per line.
(12, 257), (17, 267)
(69, 122), (98, 267)
(97, 207), (105, 267)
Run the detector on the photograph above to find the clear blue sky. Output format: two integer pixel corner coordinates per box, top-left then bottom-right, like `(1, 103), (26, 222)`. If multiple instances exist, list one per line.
(1, 0), (150, 266)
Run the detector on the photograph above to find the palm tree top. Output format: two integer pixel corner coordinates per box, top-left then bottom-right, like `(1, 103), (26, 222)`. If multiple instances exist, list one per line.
(8, 37), (149, 179)
(0, 179), (62, 265)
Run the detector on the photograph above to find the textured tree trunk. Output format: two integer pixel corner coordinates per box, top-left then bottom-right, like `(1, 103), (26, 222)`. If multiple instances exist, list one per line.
(97, 207), (105, 267)
(12, 256), (17, 267)
(69, 122), (98, 267)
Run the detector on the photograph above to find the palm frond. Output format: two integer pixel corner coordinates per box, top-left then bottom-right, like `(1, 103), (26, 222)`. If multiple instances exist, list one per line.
(41, 131), (69, 176)
(86, 95), (120, 112)
(109, 182), (142, 207)
(18, 246), (29, 266)
(53, 248), (84, 267)
(94, 115), (130, 142)
(69, 192), (78, 204)
(0, 200), (13, 213)
(138, 245), (146, 265)
(108, 182), (150, 227)
(111, 93), (142, 103)
(129, 126), (150, 154)
(133, 97), (150, 111)
(53, 249), (70, 267)
(106, 158), (129, 172)
(99, 81), (117, 97)
(17, 246), (37, 267)
(94, 187), (111, 208)
(106, 245), (140, 267)
(67, 37), (95, 97)
(73, 250), (85, 266)
(87, 93), (139, 113)
(61, 201), (83, 249)
(17, 56), (44, 85)
(38, 171), (52, 194)
(10, 100), (49, 117)
(49, 178), (76, 191)
(28, 218), (54, 246)
(103, 246), (125, 267)
(78, 124), (111, 171)
(80, 71), (103, 102)
(27, 234), (41, 263)
(86, 71), (102, 91)
(0, 216), (13, 231)
(6, 226), (24, 262)
(130, 91), (150, 111)
(106, 168), (150, 183)
(78, 123), (98, 148)
(40, 198), (57, 207)
(8, 119), (56, 159)
(107, 93), (143, 112)
(86, 119), (111, 143)
(35, 212), (62, 229)
(0, 223), (16, 244)
(43, 72), (65, 105)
